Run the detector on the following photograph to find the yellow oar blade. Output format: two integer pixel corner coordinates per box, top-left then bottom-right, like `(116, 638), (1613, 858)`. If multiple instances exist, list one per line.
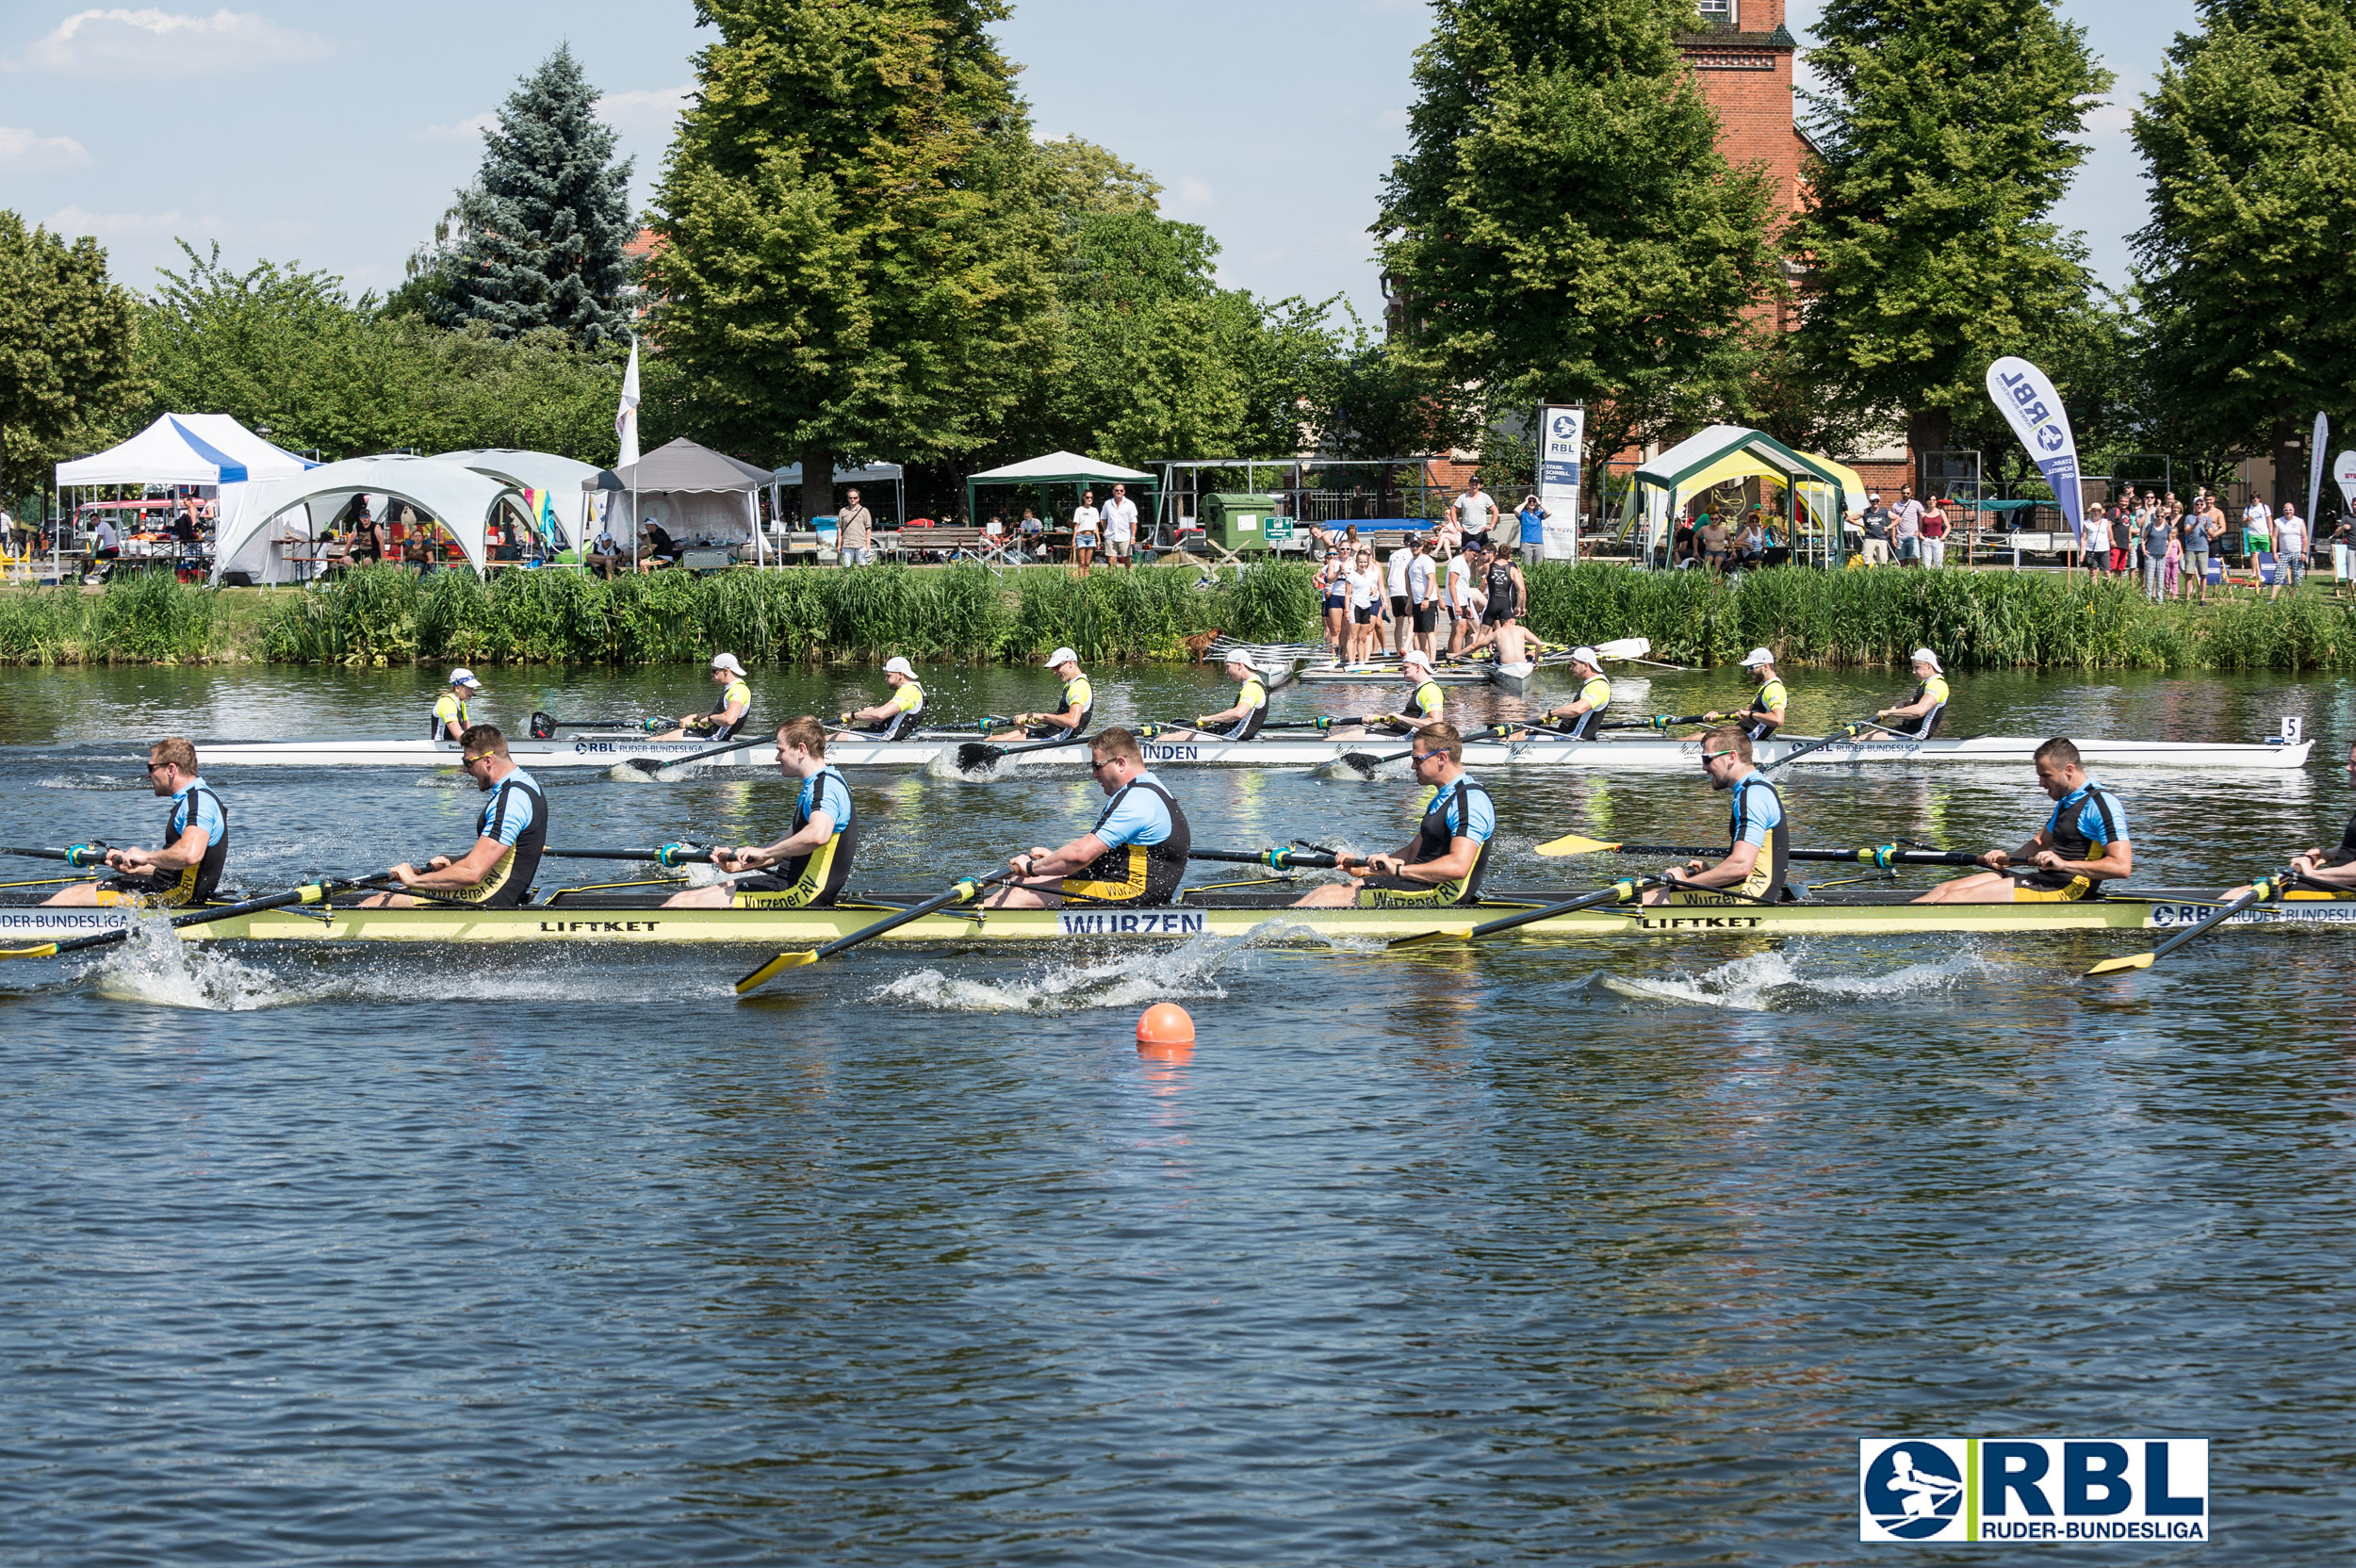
(1386, 927), (1475, 950)
(0, 942), (62, 960)
(734, 949), (820, 995)
(2083, 951), (2157, 977)
(1534, 833), (1618, 858)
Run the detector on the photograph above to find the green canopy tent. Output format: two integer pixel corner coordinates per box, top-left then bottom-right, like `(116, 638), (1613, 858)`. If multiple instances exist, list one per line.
(1621, 424), (1856, 566)
(964, 450), (1159, 540)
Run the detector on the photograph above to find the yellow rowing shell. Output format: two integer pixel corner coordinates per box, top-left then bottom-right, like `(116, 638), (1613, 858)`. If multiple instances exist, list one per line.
(135, 890), (2356, 945)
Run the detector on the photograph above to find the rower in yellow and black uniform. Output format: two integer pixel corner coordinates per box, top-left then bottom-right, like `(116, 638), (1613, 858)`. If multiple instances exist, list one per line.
(366, 725), (548, 907)
(431, 668), (483, 741)
(43, 736), (228, 908)
(1873, 647), (1951, 740)
(1914, 737), (2132, 904)
(1293, 722), (1494, 907)
(665, 652), (753, 739)
(985, 727), (1190, 908)
(2224, 740), (2356, 900)
(1535, 645), (1612, 739)
(842, 656), (928, 742)
(1638, 725), (1789, 906)
(1180, 654), (1269, 740)
(1016, 646), (1093, 740)
(1347, 646), (1445, 738)
(1713, 646), (1788, 743)
(667, 717), (859, 907)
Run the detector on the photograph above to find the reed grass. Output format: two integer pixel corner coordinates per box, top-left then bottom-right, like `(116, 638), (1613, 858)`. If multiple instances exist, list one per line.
(6, 560), (2353, 670)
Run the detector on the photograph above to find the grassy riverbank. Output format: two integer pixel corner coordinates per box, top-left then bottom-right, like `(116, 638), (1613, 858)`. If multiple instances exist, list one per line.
(3, 561), (2353, 671)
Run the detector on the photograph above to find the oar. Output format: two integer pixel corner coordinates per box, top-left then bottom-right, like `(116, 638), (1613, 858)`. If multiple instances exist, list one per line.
(955, 731), (1096, 773)
(1759, 720), (1876, 771)
(1187, 846), (1344, 870)
(1316, 723), (1511, 782)
(1386, 874), (1672, 950)
(735, 866), (1023, 995)
(530, 710), (660, 739)
(1533, 833), (1981, 867)
(2085, 869), (2293, 977)
(1597, 714), (1712, 731)
(2, 843), (112, 867)
(542, 844), (722, 867)
(0, 875), (381, 962)
(609, 730), (777, 783)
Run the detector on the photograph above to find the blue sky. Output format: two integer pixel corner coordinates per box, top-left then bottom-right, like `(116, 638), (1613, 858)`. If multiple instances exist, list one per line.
(0, 0), (2189, 317)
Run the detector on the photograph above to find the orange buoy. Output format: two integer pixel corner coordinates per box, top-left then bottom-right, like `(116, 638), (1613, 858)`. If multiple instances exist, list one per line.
(1137, 1002), (1195, 1046)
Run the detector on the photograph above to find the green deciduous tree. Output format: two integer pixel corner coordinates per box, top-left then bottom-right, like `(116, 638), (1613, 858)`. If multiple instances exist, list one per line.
(1034, 136), (1162, 221)
(435, 45), (636, 348)
(1374, 0), (1780, 484)
(2133, 0), (2356, 501)
(1794, 0), (2112, 464)
(0, 213), (141, 498)
(650, 0), (1058, 525)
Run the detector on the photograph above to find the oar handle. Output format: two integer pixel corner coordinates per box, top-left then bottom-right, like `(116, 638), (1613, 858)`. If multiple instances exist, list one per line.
(2, 843), (111, 867)
(542, 844), (720, 867)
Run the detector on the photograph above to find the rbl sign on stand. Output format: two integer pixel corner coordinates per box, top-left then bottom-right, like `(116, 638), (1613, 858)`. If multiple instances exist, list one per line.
(1858, 1437), (2207, 1544)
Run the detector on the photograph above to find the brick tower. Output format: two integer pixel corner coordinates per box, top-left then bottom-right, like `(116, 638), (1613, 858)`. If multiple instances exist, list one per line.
(1679, 0), (1806, 331)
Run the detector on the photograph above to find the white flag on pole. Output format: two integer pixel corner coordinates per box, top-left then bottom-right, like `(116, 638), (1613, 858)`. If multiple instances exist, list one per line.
(1985, 357), (2084, 544)
(615, 339), (642, 469)
(2307, 411), (2329, 528)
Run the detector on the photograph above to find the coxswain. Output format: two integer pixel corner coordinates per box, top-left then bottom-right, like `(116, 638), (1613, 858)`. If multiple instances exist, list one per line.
(1180, 654), (1269, 740)
(431, 667), (483, 742)
(1292, 722), (1495, 907)
(1710, 646), (1787, 742)
(1013, 646), (1093, 740)
(842, 656), (927, 741)
(1341, 647), (1446, 738)
(2224, 741), (2356, 899)
(1873, 648), (1950, 740)
(666, 717), (858, 907)
(985, 727), (1189, 907)
(1914, 737), (2132, 904)
(1535, 646), (1612, 738)
(1637, 725), (1788, 906)
(670, 652), (752, 739)
(43, 737), (227, 907)
(363, 725), (548, 907)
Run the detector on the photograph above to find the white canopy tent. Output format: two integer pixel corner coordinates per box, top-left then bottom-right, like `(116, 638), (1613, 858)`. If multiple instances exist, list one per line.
(439, 449), (600, 551)
(57, 414), (315, 488)
(584, 438), (771, 566)
(770, 461), (905, 528)
(214, 455), (525, 584)
(963, 450), (1155, 529)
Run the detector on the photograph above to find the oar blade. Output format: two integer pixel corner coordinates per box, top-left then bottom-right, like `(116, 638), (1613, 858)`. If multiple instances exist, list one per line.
(2083, 951), (2156, 977)
(607, 758), (665, 783)
(956, 743), (1001, 773)
(1312, 752), (1383, 781)
(735, 948), (820, 995)
(1534, 833), (1617, 858)
(1386, 926), (1475, 950)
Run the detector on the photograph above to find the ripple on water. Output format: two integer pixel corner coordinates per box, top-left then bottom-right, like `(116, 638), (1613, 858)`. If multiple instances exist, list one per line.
(1595, 941), (1996, 1012)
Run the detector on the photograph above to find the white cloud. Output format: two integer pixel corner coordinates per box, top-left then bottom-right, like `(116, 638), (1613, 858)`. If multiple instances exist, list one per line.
(0, 124), (90, 169)
(598, 84), (692, 135)
(16, 8), (335, 74)
(413, 111), (497, 144)
(2083, 70), (2147, 139)
(1170, 174), (1216, 217)
(46, 204), (316, 253)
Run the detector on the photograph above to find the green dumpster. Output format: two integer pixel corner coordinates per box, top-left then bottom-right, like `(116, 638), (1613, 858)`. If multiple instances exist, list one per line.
(1203, 492), (1281, 554)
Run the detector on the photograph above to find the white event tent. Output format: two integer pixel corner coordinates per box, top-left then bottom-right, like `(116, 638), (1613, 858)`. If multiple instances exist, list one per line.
(771, 461), (905, 527)
(57, 413), (315, 488)
(214, 455), (526, 584)
(963, 450), (1155, 529)
(584, 438), (772, 566)
(439, 449), (600, 551)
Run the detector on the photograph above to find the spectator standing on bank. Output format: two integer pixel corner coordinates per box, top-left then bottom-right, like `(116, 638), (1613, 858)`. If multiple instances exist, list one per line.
(2272, 502), (2310, 599)
(1859, 493), (1892, 566)
(2331, 512), (2355, 599)
(837, 488), (875, 566)
(2109, 504), (2135, 578)
(1514, 494), (1549, 564)
(1453, 481), (1497, 550)
(1405, 533), (1440, 659)
(1101, 482), (1139, 568)
(2242, 494), (2272, 565)
(1071, 489), (1101, 572)
(1385, 535), (1415, 654)
(1920, 496), (1950, 568)
(1891, 486), (1923, 565)
(2141, 500), (2173, 601)
(1444, 544), (1477, 657)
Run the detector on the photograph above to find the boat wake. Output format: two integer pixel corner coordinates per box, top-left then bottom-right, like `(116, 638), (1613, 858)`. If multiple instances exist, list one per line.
(84, 919), (288, 1011)
(875, 930), (1239, 1015)
(1595, 944), (1993, 1013)
(37, 772), (146, 792)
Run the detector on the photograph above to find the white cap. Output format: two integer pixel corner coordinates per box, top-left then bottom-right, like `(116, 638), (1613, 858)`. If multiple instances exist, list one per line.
(1740, 647), (1775, 668)
(1909, 647), (1942, 672)
(710, 652), (745, 675)
(449, 667), (482, 689)
(1400, 647), (1433, 669)
(1043, 646), (1079, 668)
(1569, 645), (1600, 667)
(882, 656), (915, 678)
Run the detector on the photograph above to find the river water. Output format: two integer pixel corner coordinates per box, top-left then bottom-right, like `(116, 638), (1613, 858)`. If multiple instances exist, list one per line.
(0, 662), (2349, 1563)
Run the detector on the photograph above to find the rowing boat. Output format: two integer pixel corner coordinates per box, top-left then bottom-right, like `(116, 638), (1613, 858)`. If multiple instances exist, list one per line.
(10, 886), (2351, 947)
(181, 729), (2315, 772)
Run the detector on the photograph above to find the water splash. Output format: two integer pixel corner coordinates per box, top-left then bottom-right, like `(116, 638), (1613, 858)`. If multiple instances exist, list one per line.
(37, 772), (147, 792)
(875, 928), (1242, 1014)
(1596, 944), (1993, 1013)
(84, 918), (289, 1012)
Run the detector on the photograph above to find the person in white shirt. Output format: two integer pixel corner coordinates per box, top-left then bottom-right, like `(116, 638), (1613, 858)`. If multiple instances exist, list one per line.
(1403, 533), (1441, 658)
(1100, 482), (1139, 568)
(2272, 502), (2311, 599)
(1071, 489), (1101, 572)
(1384, 538), (1415, 654)
(1345, 546), (1385, 665)
(1444, 547), (1479, 658)
(1452, 482), (1497, 548)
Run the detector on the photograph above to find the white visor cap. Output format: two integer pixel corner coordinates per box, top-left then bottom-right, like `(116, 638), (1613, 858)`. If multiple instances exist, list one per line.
(882, 656), (916, 678)
(1909, 647), (1942, 672)
(1044, 646), (1080, 668)
(1400, 648), (1434, 669)
(710, 652), (746, 675)
(449, 668), (482, 689)
(1569, 645), (1600, 666)
(1740, 647), (1776, 668)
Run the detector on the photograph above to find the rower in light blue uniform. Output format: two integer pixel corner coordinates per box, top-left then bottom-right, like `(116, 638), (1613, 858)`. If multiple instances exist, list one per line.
(1641, 724), (1789, 906)
(1916, 736), (2132, 904)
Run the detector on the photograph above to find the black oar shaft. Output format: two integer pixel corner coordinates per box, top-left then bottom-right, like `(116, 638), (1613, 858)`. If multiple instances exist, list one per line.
(1589, 841), (1980, 867)
(542, 845), (721, 866)
(1187, 846), (1343, 870)
(2, 844), (108, 867)
(1393, 874), (1670, 949)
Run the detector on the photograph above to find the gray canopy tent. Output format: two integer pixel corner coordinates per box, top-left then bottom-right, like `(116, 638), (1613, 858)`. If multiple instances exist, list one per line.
(585, 438), (774, 568)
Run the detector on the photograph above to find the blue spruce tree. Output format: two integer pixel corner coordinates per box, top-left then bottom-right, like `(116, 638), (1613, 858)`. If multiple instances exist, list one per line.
(438, 44), (634, 347)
